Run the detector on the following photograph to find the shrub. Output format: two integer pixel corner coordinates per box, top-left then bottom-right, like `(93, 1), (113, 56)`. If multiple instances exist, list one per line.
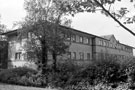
(68, 57), (128, 86)
(94, 58), (128, 83)
(64, 81), (90, 90)
(67, 64), (98, 85)
(18, 72), (47, 87)
(1, 58), (135, 89)
(47, 62), (80, 88)
(0, 67), (37, 85)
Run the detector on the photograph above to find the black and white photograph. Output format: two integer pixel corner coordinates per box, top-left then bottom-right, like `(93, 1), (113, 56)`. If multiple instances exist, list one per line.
(0, 0), (135, 90)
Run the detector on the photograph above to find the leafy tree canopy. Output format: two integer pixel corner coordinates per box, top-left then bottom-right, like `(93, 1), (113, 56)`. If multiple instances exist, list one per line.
(0, 15), (6, 33)
(16, 0), (77, 71)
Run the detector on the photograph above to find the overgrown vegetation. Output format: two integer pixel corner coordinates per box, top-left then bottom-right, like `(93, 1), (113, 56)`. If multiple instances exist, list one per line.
(17, 0), (74, 73)
(0, 57), (135, 90)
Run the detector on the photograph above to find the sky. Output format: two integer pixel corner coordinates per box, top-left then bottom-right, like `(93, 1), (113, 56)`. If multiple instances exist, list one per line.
(0, 0), (135, 54)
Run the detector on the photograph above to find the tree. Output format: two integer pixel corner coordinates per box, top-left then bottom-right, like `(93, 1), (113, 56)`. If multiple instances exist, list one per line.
(0, 15), (6, 33)
(48, 25), (69, 71)
(70, 0), (135, 36)
(17, 0), (76, 72)
(0, 15), (7, 41)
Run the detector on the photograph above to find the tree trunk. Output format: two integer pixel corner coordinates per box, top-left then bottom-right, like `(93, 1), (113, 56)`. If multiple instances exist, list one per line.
(41, 40), (48, 74)
(52, 51), (57, 71)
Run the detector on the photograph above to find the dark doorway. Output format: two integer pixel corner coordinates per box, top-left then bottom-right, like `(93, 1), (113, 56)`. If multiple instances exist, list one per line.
(0, 41), (8, 69)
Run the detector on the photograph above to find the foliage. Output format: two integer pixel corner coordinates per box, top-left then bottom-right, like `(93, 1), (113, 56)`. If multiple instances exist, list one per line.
(1, 58), (135, 89)
(0, 67), (37, 85)
(17, 72), (47, 87)
(93, 58), (125, 83)
(0, 15), (6, 33)
(16, 0), (76, 72)
(46, 62), (81, 88)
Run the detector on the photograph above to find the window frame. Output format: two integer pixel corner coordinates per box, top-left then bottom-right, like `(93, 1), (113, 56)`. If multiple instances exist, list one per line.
(71, 34), (76, 42)
(79, 36), (83, 43)
(76, 35), (80, 42)
(87, 53), (90, 60)
(83, 37), (89, 44)
(71, 52), (76, 59)
(15, 52), (21, 60)
(79, 52), (84, 60)
(99, 40), (103, 46)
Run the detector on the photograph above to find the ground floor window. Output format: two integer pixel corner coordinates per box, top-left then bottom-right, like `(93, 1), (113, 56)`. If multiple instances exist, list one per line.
(15, 52), (21, 60)
(71, 52), (76, 59)
(79, 52), (84, 60)
(87, 53), (90, 60)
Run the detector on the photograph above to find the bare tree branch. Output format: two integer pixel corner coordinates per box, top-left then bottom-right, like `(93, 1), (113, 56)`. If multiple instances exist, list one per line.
(94, 0), (135, 36)
(108, 4), (111, 12)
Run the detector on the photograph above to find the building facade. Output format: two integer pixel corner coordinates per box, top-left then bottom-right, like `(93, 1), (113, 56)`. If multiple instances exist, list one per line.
(2, 26), (134, 68)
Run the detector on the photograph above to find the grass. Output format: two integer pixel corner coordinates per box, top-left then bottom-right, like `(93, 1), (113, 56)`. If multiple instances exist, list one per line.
(0, 83), (58, 90)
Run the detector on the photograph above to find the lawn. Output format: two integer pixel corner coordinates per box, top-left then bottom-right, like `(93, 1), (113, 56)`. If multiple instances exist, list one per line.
(0, 83), (58, 90)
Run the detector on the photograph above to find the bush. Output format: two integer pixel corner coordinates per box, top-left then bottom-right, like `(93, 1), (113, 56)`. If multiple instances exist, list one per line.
(1, 58), (135, 89)
(46, 58), (134, 88)
(18, 72), (47, 87)
(93, 58), (122, 83)
(0, 67), (38, 85)
(46, 62), (80, 88)
(0, 63), (80, 88)
(68, 57), (128, 86)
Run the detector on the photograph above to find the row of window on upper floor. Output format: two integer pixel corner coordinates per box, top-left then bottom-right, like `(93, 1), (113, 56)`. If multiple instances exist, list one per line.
(27, 32), (91, 45)
(65, 34), (90, 45)
(27, 32), (132, 53)
(98, 39), (132, 53)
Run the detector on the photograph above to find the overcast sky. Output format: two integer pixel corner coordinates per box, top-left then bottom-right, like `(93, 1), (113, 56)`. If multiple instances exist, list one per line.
(0, 0), (135, 53)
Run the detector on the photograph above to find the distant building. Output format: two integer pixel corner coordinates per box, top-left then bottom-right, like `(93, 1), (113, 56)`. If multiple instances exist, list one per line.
(1, 26), (134, 68)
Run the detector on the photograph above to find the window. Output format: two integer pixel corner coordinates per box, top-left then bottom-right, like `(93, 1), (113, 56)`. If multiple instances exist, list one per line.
(103, 41), (106, 46)
(76, 35), (80, 42)
(87, 53), (90, 60)
(99, 40), (103, 45)
(83, 37), (89, 44)
(65, 34), (71, 40)
(79, 52), (84, 60)
(122, 46), (125, 50)
(67, 34), (71, 40)
(79, 36), (83, 43)
(106, 42), (109, 47)
(15, 52), (21, 60)
(71, 52), (76, 59)
(71, 35), (76, 42)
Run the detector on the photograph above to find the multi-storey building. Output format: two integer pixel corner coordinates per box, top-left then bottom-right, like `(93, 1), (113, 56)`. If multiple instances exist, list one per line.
(1, 26), (134, 68)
